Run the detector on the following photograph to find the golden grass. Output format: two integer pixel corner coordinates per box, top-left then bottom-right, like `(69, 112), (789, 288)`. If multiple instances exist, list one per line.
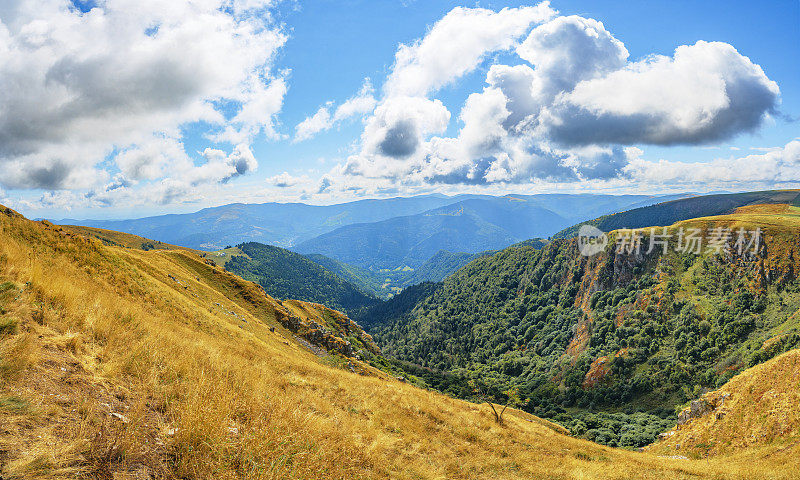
(59, 224), (192, 252)
(650, 349), (800, 458)
(0, 206), (798, 479)
(677, 204), (800, 231)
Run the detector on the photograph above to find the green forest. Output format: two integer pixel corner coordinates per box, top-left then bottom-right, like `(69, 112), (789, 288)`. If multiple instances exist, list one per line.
(226, 242), (378, 315)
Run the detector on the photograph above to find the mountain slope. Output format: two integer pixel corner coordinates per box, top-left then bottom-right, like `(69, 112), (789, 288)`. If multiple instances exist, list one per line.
(368, 201), (800, 447)
(505, 193), (691, 222)
(294, 206), (520, 269)
(305, 250), (489, 299)
(303, 253), (390, 298)
(554, 189), (800, 238)
(2, 205), (784, 479)
(222, 242), (379, 315)
(398, 250), (485, 287)
(650, 347), (800, 458)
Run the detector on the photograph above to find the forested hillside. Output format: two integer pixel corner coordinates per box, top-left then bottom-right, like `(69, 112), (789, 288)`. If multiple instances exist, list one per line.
(303, 253), (390, 299)
(224, 242), (379, 315)
(369, 204), (800, 447)
(400, 250), (485, 286)
(304, 250), (484, 299)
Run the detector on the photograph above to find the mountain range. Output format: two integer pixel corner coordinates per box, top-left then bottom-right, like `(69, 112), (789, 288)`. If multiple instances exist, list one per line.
(53, 194), (485, 250)
(54, 193), (688, 270)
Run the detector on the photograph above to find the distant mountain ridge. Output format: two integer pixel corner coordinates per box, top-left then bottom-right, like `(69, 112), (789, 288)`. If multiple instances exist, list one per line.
(293, 204), (521, 269)
(54, 194), (484, 250)
(53, 193), (681, 252)
(293, 194), (677, 269)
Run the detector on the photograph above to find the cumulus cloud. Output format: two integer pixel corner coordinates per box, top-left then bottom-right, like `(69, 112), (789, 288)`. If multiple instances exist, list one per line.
(517, 16), (628, 98)
(294, 80), (376, 142)
(195, 144), (258, 184)
(317, 176), (332, 194)
(0, 0), (286, 192)
(542, 41), (780, 146)
(384, 3), (556, 97)
(338, 11), (781, 189)
(267, 171), (310, 188)
(114, 135), (188, 181)
(341, 97), (450, 180)
(337, 3), (558, 182)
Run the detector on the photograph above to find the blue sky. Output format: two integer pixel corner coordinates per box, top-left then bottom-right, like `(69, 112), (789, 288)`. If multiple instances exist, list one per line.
(0, 0), (798, 219)
(265, 0), (798, 169)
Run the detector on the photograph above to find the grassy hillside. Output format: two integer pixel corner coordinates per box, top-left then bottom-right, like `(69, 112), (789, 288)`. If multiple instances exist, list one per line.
(369, 203), (800, 448)
(222, 242), (379, 315)
(6, 205), (796, 478)
(649, 347), (800, 459)
(60, 224), (192, 251)
(554, 190), (800, 239)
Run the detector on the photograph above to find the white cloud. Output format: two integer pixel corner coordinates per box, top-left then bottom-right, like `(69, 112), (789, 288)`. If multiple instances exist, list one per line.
(627, 140), (800, 185)
(384, 3), (556, 97)
(194, 144), (258, 184)
(267, 171), (310, 188)
(543, 41), (780, 146)
(338, 12), (781, 189)
(294, 80), (376, 142)
(114, 135), (188, 181)
(364, 97), (450, 157)
(342, 3), (557, 178)
(516, 16), (628, 98)
(334, 87), (378, 121)
(0, 0), (286, 191)
(294, 104), (333, 143)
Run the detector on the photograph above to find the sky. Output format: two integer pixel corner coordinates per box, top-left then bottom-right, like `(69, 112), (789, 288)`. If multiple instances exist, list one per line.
(0, 0), (798, 219)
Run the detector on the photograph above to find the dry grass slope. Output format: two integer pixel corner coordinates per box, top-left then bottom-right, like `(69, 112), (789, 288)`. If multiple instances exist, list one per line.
(0, 205), (797, 479)
(650, 348), (800, 458)
(59, 225), (192, 252)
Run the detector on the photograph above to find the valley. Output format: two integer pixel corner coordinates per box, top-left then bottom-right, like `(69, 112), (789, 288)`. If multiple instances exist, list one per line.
(3, 191), (800, 478)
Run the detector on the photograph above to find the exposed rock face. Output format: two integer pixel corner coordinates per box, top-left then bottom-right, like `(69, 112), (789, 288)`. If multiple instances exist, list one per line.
(677, 393), (731, 426)
(275, 303), (378, 358)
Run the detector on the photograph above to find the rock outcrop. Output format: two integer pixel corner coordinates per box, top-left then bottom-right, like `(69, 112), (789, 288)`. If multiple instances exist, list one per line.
(677, 393), (730, 426)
